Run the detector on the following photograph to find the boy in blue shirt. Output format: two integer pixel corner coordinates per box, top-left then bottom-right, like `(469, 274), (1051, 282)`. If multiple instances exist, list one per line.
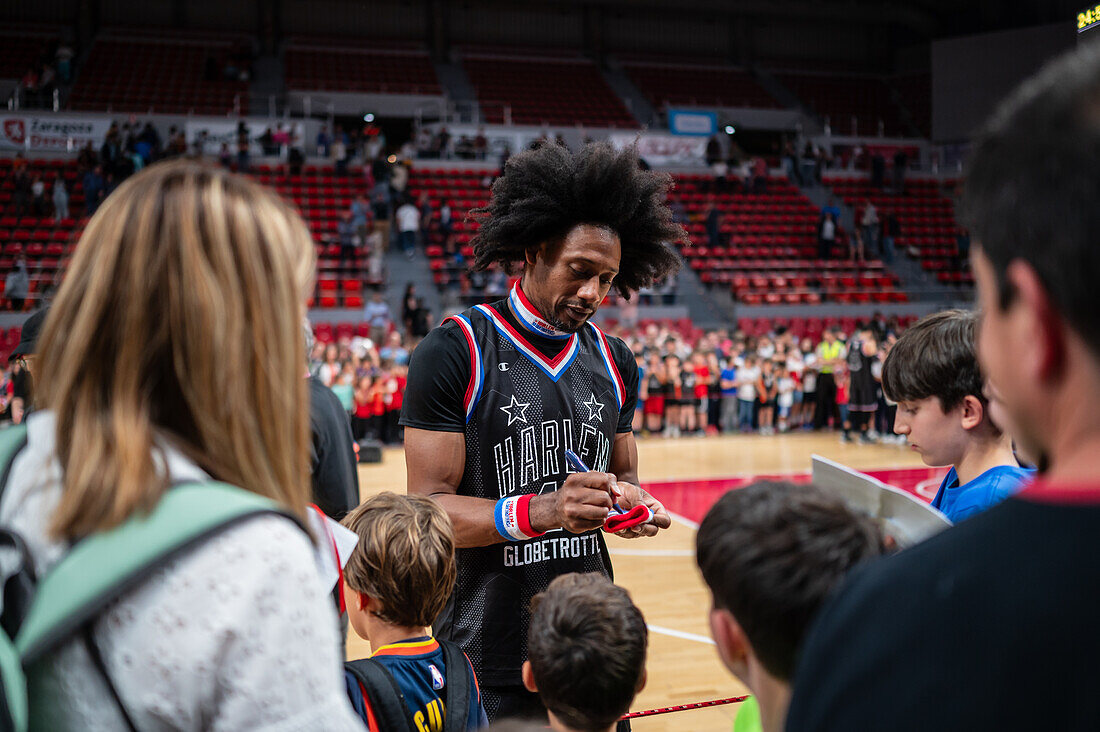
(342, 492), (488, 731)
(881, 309), (1032, 522)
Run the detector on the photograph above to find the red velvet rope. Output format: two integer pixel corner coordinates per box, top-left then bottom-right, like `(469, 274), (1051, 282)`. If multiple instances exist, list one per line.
(621, 695), (751, 719)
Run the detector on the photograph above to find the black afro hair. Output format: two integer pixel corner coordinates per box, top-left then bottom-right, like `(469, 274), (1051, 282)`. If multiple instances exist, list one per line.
(469, 142), (685, 299)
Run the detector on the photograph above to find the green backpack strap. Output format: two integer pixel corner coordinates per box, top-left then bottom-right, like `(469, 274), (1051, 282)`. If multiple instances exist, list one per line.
(0, 425), (30, 732)
(0, 425), (29, 500)
(15, 481), (304, 665)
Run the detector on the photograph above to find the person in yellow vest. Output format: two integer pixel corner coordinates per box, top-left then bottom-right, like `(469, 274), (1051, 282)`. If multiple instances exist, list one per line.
(813, 329), (846, 430)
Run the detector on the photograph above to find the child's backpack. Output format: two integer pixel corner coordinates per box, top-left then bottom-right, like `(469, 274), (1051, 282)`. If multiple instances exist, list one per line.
(0, 424), (306, 732)
(344, 640), (471, 732)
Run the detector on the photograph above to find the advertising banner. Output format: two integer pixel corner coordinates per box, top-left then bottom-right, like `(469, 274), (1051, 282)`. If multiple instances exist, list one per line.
(668, 108), (718, 136)
(0, 115), (112, 151)
(607, 132), (707, 166)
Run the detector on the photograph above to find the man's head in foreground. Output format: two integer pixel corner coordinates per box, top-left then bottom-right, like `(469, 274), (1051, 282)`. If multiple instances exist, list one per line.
(696, 481), (884, 731)
(962, 42), (1100, 474)
(523, 573), (647, 732)
(471, 142), (684, 332)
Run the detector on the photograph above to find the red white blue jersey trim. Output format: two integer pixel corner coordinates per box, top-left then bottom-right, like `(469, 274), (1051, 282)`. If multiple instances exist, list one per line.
(589, 322), (626, 409)
(473, 304), (579, 382)
(446, 314), (484, 422)
(509, 284), (570, 340)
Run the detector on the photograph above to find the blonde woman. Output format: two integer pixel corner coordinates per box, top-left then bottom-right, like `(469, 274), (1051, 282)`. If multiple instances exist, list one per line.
(0, 161), (362, 729)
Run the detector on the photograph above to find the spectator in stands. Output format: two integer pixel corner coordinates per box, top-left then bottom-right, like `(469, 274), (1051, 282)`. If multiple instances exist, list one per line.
(218, 143), (232, 169)
(51, 173), (68, 222)
(55, 42), (73, 84)
(363, 290), (393, 346)
(100, 128), (122, 177)
(337, 210), (358, 270)
(77, 142), (97, 173)
(259, 127), (276, 156)
(396, 196), (420, 259)
(705, 198), (723, 249)
(870, 151), (886, 188)
(365, 225), (385, 280)
(288, 145), (305, 176)
(316, 124), (331, 158)
(436, 127), (451, 159)
(955, 227), (971, 270)
(418, 192), (434, 248)
(236, 120), (250, 172)
(19, 68), (39, 107)
(332, 131), (348, 176)
(892, 148), (908, 193)
(861, 200), (879, 257)
(475, 128), (488, 160)
(882, 211), (899, 264)
(783, 139), (802, 185)
(11, 166), (31, 218)
(5, 258), (29, 312)
(82, 165), (105, 215)
(817, 211), (837, 260)
(30, 173), (48, 217)
(752, 157), (768, 193)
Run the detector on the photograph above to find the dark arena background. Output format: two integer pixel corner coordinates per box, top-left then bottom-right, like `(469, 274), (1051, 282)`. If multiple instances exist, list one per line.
(0, 1), (1093, 729)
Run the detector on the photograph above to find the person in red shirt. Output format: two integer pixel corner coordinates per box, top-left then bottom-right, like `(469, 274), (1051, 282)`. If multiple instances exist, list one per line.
(691, 352), (712, 435)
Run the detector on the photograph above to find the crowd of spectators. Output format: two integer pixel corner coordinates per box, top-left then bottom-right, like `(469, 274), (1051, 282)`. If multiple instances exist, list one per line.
(225, 308), (914, 454)
(620, 315), (907, 442)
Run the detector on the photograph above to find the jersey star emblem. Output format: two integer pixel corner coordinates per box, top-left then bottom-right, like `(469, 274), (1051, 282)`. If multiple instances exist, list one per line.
(500, 394), (530, 425)
(583, 394), (605, 422)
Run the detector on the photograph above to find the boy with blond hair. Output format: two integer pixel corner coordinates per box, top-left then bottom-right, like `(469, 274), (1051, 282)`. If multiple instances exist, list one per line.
(342, 492), (488, 731)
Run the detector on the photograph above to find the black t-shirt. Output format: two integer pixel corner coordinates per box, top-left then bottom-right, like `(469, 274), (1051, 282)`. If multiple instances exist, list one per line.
(786, 488), (1100, 732)
(307, 376), (360, 520)
(401, 308), (637, 434)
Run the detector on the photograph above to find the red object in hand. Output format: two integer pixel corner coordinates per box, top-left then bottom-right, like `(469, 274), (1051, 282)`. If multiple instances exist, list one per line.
(603, 504), (653, 533)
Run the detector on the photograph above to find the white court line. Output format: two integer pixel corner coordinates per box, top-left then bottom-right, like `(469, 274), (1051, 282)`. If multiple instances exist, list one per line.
(608, 548), (695, 557)
(648, 624), (716, 645)
(668, 511), (699, 530)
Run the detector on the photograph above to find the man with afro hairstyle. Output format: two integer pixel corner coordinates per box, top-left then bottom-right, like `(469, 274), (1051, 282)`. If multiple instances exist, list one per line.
(401, 142), (683, 723)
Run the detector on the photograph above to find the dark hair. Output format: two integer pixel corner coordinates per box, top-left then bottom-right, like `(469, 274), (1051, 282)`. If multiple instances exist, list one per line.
(470, 142), (684, 298)
(695, 481), (884, 680)
(528, 573), (647, 732)
(961, 42), (1100, 356)
(880, 309), (983, 412)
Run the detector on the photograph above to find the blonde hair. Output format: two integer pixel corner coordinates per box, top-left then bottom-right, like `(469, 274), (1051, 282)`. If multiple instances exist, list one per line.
(36, 160), (316, 539)
(341, 492), (456, 628)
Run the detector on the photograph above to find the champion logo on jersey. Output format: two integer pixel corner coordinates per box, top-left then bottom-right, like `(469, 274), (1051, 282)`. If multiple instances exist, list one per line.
(429, 664), (445, 690)
(509, 283), (570, 340)
(474, 304), (580, 382)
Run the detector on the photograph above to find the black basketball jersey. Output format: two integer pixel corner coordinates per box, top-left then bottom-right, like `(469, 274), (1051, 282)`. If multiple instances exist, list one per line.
(433, 290), (629, 687)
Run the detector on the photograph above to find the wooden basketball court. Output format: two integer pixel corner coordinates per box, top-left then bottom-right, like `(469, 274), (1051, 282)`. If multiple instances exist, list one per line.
(351, 432), (930, 731)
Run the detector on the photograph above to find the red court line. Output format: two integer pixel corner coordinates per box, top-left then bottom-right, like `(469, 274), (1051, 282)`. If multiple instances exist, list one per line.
(643, 466), (948, 524)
